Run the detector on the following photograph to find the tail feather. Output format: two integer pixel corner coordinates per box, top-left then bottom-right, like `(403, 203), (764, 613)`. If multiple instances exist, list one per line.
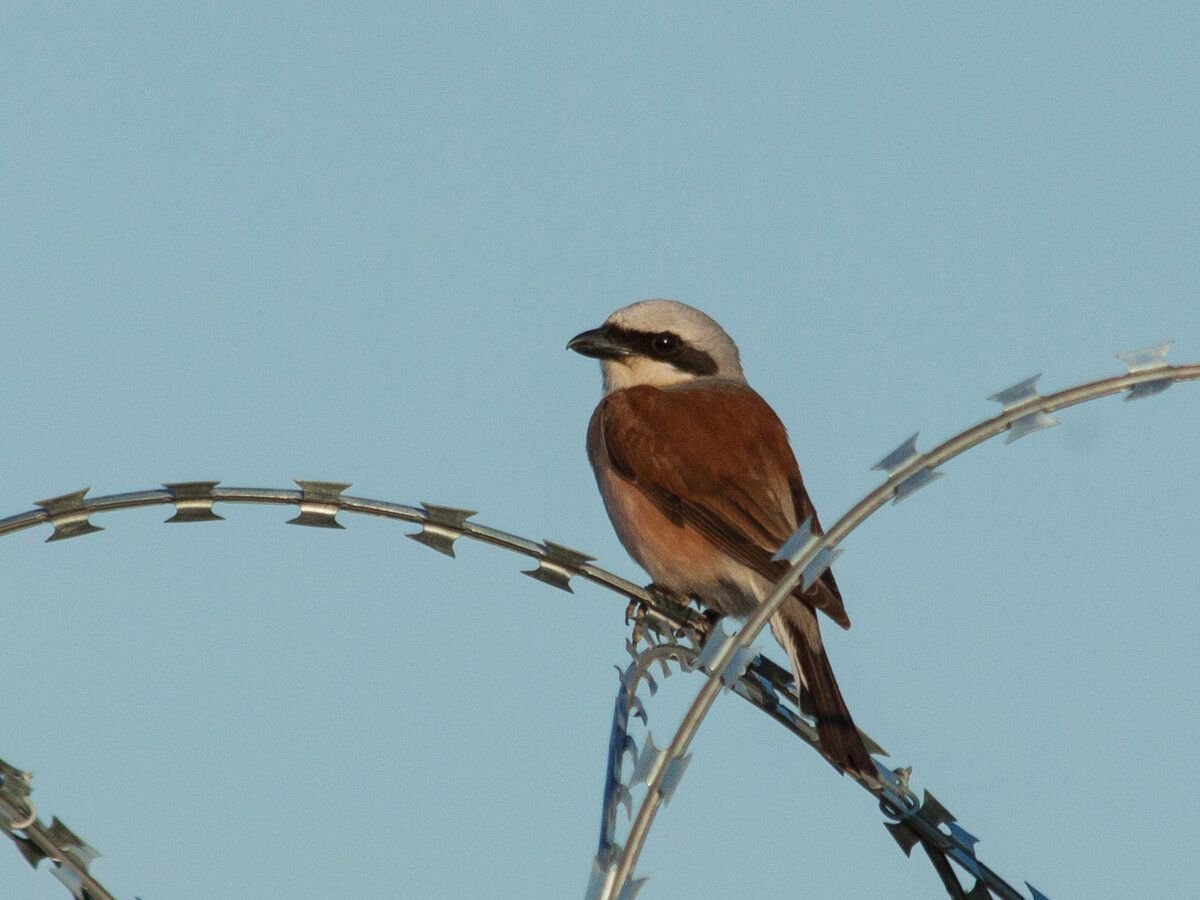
(771, 602), (876, 781)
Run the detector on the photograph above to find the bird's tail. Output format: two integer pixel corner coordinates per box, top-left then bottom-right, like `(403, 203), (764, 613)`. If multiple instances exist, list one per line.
(771, 602), (876, 781)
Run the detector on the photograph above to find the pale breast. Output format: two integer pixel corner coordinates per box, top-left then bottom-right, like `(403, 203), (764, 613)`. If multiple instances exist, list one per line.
(593, 456), (766, 617)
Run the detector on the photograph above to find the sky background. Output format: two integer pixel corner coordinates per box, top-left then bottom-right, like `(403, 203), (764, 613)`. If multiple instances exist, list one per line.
(2, 4), (1199, 899)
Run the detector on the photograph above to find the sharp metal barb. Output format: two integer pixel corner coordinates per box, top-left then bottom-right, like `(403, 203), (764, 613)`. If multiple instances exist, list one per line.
(620, 876), (649, 900)
(884, 821), (922, 857)
(34, 489), (102, 542)
(618, 735), (638, 776)
(871, 433), (944, 502)
(10, 835), (46, 868)
(892, 467), (944, 503)
(919, 791), (955, 828)
(522, 540), (596, 592)
(629, 695), (647, 725)
(987, 373), (1044, 409)
(641, 671), (658, 696)
(616, 693), (633, 721)
(694, 626), (762, 692)
(801, 546), (843, 591)
(629, 733), (665, 788)
(963, 879), (991, 900)
(658, 753), (692, 805)
(52, 866), (85, 899)
(771, 516), (814, 564)
(587, 860), (648, 900)
(862, 731), (888, 758)
(46, 818), (100, 870)
(719, 647), (757, 688)
(286, 480), (351, 529)
(736, 665), (778, 707)
(655, 655), (675, 679)
(614, 665), (632, 693)
(920, 841), (973, 900)
(1004, 411), (1059, 444)
(586, 852), (614, 900)
(547, 539), (595, 570)
(947, 822), (979, 853)
(988, 372), (1062, 443)
(770, 701), (805, 731)
(872, 432), (923, 474)
(694, 617), (739, 673)
(1117, 341), (1173, 372)
(406, 502), (478, 557)
(614, 784), (632, 820)
(948, 845), (983, 880)
(1125, 378), (1173, 401)
(1026, 882), (1052, 900)
(163, 481), (224, 523)
(1119, 341), (1175, 401)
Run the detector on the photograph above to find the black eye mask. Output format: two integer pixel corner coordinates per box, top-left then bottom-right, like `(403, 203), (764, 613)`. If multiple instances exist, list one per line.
(605, 326), (719, 376)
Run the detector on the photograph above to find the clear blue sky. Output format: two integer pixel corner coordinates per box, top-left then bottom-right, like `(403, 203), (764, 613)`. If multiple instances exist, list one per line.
(3, 4), (1198, 898)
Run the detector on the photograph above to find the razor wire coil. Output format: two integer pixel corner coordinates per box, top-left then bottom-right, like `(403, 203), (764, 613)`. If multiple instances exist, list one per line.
(2, 345), (1196, 899)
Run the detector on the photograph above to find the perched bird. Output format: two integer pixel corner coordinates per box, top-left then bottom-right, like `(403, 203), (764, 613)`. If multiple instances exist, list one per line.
(568, 299), (875, 780)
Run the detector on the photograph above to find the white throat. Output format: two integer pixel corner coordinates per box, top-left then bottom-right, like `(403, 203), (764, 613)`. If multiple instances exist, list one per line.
(601, 357), (697, 394)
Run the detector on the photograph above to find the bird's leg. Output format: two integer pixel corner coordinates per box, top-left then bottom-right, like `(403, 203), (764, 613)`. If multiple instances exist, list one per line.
(624, 583), (686, 645)
(625, 595), (650, 646)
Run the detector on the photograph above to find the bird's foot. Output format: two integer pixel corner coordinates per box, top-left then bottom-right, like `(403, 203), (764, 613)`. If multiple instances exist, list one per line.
(640, 583), (718, 644)
(625, 583), (689, 645)
(644, 582), (680, 610)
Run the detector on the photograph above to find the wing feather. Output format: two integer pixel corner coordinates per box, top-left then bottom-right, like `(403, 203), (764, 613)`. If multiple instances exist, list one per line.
(597, 384), (850, 628)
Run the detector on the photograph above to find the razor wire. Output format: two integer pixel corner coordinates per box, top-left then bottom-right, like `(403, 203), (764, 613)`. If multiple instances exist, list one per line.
(0, 344), (1194, 898)
(0, 759), (112, 900)
(598, 343), (1200, 899)
(592, 631), (1040, 900)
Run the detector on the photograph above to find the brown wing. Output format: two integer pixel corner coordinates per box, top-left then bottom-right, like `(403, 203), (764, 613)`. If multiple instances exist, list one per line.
(596, 383), (850, 628)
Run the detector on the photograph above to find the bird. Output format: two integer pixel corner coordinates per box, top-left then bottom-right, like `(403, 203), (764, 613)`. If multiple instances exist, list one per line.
(568, 299), (875, 781)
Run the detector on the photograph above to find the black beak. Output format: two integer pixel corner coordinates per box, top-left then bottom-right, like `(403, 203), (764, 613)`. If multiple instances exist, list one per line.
(567, 326), (630, 361)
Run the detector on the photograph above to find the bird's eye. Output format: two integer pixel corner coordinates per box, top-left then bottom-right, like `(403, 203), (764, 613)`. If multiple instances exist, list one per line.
(652, 333), (680, 355)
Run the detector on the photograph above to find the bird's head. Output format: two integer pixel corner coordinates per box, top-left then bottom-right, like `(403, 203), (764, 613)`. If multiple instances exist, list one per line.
(568, 299), (745, 394)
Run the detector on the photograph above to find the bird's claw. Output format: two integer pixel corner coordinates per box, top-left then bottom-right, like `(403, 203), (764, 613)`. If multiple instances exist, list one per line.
(644, 583), (717, 643)
(625, 598), (650, 645)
